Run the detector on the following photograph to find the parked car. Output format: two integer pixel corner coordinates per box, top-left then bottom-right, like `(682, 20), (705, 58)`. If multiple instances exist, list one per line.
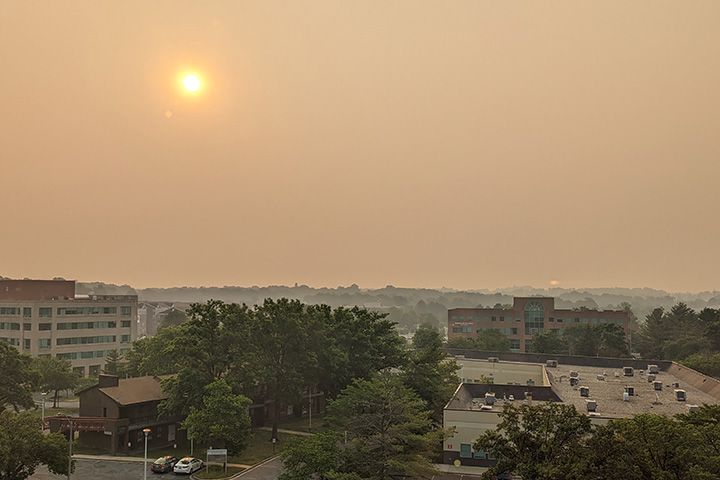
(151, 456), (178, 474)
(173, 457), (204, 475)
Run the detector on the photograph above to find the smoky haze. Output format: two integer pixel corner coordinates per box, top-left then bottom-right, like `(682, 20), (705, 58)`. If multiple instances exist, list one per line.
(1, 1), (718, 291)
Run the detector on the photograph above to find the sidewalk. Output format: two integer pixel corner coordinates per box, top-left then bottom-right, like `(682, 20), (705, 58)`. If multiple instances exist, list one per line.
(256, 427), (313, 437)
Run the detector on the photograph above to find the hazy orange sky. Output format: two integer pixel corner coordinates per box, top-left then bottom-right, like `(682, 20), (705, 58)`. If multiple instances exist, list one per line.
(1, 1), (719, 291)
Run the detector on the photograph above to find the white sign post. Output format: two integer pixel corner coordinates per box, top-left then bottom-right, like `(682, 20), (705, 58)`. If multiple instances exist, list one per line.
(206, 448), (228, 475)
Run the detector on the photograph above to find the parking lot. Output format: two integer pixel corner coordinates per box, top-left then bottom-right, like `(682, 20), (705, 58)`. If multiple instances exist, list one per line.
(31, 458), (171, 480)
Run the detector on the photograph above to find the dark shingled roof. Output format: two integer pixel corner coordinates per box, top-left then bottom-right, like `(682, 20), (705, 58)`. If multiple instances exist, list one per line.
(99, 375), (170, 406)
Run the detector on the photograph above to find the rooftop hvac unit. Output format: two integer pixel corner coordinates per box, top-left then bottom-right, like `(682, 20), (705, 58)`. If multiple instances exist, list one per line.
(480, 404), (493, 411)
(526, 379), (535, 386)
(596, 374), (606, 381)
(672, 382), (680, 388)
(570, 377), (580, 387)
(686, 404), (699, 413)
(653, 381), (663, 391)
(546, 359), (558, 368)
(569, 371), (579, 378)
(647, 374), (656, 382)
(647, 364), (660, 374)
(586, 399), (597, 412)
(624, 386), (635, 397)
(623, 367), (634, 377)
(675, 389), (687, 402)
(488, 357), (499, 363)
(623, 391), (630, 402)
(579, 386), (590, 397)
(484, 392), (496, 405)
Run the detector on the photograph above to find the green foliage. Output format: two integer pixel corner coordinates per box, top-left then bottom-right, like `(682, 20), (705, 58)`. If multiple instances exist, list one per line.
(446, 329), (511, 352)
(474, 402), (592, 480)
(102, 349), (126, 376)
(402, 324), (459, 421)
(681, 352), (720, 378)
(34, 356), (78, 408)
(124, 328), (183, 377)
(0, 343), (37, 412)
(0, 411), (70, 480)
(280, 431), (345, 480)
(562, 323), (630, 357)
(324, 371), (438, 479)
(530, 329), (568, 354)
(159, 309), (187, 330)
(182, 380), (252, 455)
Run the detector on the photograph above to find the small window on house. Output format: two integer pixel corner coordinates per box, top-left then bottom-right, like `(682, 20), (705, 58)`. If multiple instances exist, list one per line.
(103, 407), (107, 417)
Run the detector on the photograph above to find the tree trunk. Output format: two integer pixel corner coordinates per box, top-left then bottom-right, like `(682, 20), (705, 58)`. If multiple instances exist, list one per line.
(53, 389), (59, 408)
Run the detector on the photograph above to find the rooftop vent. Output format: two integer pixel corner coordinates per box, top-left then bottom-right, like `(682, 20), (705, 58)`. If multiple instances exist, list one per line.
(484, 392), (496, 406)
(570, 377), (580, 387)
(586, 399), (597, 412)
(596, 374), (606, 381)
(623, 367), (634, 377)
(624, 386), (635, 397)
(488, 357), (499, 363)
(579, 386), (590, 397)
(686, 404), (699, 413)
(675, 389), (687, 402)
(653, 381), (663, 391)
(546, 359), (558, 368)
(570, 371), (579, 378)
(647, 374), (656, 382)
(647, 364), (660, 374)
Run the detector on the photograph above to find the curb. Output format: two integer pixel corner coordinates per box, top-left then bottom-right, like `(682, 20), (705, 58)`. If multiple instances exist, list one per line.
(229, 455), (280, 479)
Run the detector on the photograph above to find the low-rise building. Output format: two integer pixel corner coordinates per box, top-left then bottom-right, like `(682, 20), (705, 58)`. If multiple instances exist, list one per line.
(448, 296), (631, 352)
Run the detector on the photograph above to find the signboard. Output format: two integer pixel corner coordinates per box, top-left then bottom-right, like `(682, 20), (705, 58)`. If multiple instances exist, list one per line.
(206, 449), (228, 475)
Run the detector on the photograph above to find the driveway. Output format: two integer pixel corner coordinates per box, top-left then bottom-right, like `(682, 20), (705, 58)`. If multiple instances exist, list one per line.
(233, 457), (282, 480)
(31, 458), (149, 480)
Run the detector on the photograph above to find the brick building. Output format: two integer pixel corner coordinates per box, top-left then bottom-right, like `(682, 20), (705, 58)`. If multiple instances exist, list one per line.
(448, 297), (630, 353)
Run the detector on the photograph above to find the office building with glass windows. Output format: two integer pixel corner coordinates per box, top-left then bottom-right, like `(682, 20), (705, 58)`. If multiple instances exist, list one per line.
(0, 279), (137, 377)
(448, 296), (630, 353)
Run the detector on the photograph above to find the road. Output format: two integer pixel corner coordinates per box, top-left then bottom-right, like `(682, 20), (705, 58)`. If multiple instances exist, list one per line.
(232, 457), (282, 480)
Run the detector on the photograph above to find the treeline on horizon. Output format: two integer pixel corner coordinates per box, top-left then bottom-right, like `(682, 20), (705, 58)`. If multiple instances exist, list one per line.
(76, 281), (720, 333)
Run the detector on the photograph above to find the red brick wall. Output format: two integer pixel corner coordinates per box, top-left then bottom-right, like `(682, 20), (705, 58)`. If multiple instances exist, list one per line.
(0, 280), (75, 300)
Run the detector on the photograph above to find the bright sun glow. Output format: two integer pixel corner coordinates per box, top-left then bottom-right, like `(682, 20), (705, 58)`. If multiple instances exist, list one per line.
(181, 73), (202, 94)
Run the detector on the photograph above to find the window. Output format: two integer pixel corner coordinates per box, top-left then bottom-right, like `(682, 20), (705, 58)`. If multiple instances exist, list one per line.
(0, 322), (20, 330)
(511, 327), (518, 335)
(121, 320), (131, 328)
(39, 308), (52, 318)
(574, 317), (580, 323)
(473, 449), (488, 459)
(460, 444), (472, 459)
(81, 351), (94, 359)
(39, 338), (51, 349)
(491, 316), (496, 322)
(524, 302), (545, 335)
(548, 317), (555, 323)
(23, 307), (32, 317)
(121, 335), (130, 343)
(1, 338), (20, 346)
(57, 352), (78, 360)
(499, 316), (505, 322)
(56, 335), (116, 346)
(95, 350), (105, 358)
(510, 339), (521, 351)
(0, 307), (20, 316)
(121, 306), (132, 316)
(39, 323), (52, 331)
(57, 306), (117, 316)
(24, 339), (30, 349)
(23, 323), (31, 331)
(57, 321), (117, 330)
(524, 341), (533, 353)
(557, 318), (564, 323)
(73, 366), (85, 376)
(103, 407), (107, 417)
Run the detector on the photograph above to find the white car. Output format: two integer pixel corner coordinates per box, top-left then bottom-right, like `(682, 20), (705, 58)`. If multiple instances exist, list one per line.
(173, 457), (203, 475)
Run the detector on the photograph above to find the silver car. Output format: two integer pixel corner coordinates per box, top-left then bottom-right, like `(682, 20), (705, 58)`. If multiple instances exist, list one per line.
(173, 457), (203, 475)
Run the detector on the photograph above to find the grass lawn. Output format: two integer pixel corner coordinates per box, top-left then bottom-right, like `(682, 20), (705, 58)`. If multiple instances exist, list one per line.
(277, 413), (328, 433)
(194, 466), (245, 479)
(144, 429), (306, 466)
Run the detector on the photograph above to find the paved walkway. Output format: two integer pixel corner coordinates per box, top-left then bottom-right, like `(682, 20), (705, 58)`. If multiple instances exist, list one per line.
(231, 456), (282, 480)
(257, 427), (313, 437)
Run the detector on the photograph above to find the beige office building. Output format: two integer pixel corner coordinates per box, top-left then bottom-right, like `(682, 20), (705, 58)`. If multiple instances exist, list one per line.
(0, 279), (137, 377)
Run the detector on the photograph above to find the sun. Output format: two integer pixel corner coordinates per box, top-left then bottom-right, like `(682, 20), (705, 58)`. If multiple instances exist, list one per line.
(181, 73), (202, 94)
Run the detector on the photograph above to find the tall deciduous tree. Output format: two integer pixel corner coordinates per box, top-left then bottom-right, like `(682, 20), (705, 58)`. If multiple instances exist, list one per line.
(0, 411), (70, 480)
(474, 402), (592, 480)
(182, 380), (252, 455)
(403, 324), (459, 421)
(0, 343), (37, 412)
(102, 350), (126, 376)
(34, 357), (77, 408)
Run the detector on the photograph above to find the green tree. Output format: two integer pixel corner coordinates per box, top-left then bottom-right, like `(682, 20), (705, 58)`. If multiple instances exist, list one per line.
(681, 352), (720, 379)
(0, 411), (70, 480)
(124, 328), (183, 377)
(325, 371), (438, 479)
(102, 350), (126, 376)
(280, 431), (346, 480)
(474, 402), (592, 480)
(677, 404), (720, 475)
(531, 330), (568, 354)
(402, 324), (459, 421)
(0, 343), (37, 412)
(34, 357), (78, 408)
(446, 330), (511, 352)
(595, 323), (630, 357)
(182, 380), (252, 455)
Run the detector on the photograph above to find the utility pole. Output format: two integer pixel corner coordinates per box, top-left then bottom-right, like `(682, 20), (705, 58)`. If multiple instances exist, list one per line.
(143, 428), (151, 480)
(308, 387), (312, 431)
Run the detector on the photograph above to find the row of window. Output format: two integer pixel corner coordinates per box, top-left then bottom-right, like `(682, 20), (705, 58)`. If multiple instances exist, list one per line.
(459, 443), (492, 460)
(0, 322), (20, 330)
(451, 325), (473, 334)
(0, 337), (20, 346)
(56, 335), (130, 345)
(0, 306), (133, 317)
(57, 320), (132, 330)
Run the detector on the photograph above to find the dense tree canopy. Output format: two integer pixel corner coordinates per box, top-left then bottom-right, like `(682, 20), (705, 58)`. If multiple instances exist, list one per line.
(0, 343), (37, 412)
(0, 411), (70, 480)
(34, 356), (77, 408)
(446, 330), (511, 351)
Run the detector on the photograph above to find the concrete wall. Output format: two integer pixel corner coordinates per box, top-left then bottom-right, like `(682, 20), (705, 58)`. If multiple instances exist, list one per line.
(448, 349), (673, 370)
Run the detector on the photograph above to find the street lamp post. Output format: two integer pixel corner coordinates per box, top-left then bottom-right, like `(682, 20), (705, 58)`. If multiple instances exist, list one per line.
(58, 414), (73, 480)
(143, 428), (151, 480)
(41, 392), (47, 428)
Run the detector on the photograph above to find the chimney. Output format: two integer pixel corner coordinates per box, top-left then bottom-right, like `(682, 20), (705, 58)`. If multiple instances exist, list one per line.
(98, 374), (119, 388)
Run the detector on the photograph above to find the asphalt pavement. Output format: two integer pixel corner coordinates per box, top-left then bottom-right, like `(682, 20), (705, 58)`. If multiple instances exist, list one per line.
(232, 457), (282, 480)
(30, 458), (148, 480)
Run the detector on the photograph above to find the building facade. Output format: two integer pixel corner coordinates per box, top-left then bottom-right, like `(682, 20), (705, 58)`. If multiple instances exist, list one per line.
(0, 279), (137, 376)
(448, 296), (630, 353)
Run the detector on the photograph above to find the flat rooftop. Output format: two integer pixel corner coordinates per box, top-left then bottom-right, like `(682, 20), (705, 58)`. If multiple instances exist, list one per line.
(548, 364), (719, 418)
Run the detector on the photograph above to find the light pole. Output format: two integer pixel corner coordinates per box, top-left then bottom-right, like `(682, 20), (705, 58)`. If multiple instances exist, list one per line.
(58, 414), (73, 480)
(308, 387), (312, 431)
(143, 428), (151, 480)
(41, 392), (47, 428)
